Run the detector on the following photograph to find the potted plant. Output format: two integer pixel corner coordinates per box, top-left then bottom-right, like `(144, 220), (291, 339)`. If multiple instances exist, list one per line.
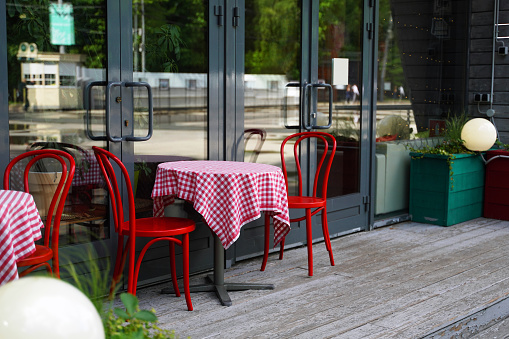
(134, 160), (152, 198)
(407, 114), (486, 226)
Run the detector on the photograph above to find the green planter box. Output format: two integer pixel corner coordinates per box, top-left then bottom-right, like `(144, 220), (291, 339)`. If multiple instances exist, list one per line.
(409, 152), (485, 226)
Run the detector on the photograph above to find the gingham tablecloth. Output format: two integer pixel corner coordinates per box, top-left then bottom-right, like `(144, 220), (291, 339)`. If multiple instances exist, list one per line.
(0, 190), (44, 285)
(10, 150), (102, 188)
(72, 151), (103, 186)
(152, 161), (290, 249)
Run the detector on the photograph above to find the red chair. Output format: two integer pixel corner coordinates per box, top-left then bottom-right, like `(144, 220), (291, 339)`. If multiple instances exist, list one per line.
(261, 132), (336, 276)
(92, 146), (195, 311)
(3, 150), (75, 278)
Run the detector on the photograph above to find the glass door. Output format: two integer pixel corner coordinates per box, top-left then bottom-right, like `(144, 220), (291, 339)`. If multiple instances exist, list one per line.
(4, 0), (110, 258)
(129, 0), (214, 283)
(314, 0), (374, 236)
(238, 0), (373, 259)
(2, 0), (216, 287)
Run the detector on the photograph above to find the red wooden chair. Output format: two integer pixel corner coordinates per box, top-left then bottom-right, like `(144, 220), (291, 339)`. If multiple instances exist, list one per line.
(92, 146), (195, 311)
(261, 132), (336, 276)
(3, 149), (75, 278)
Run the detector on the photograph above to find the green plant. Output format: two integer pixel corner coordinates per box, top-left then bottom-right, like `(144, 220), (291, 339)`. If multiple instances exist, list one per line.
(105, 293), (176, 339)
(444, 112), (469, 142)
(408, 113), (473, 157)
(407, 113), (478, 190)
(64, 247), (178, 339)
(134, 160), (152, 177)
(495, 140), (509, 150)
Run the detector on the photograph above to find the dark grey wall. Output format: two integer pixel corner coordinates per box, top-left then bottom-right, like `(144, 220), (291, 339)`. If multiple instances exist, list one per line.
(468, 0), (509, 142)
(391, 0), (470, 133)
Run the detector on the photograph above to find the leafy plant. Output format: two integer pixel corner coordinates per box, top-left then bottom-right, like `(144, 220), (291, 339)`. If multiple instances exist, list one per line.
(495, 140), (509, 151)
(407, 113), (478, 190)
(134, 160), (152, 177)
(408, 113), (473, 157)
(444, 112), (469, 142)
(63, 247), (178, 339)
(149, 24), (185, 73)
(105, 293), (176, 339)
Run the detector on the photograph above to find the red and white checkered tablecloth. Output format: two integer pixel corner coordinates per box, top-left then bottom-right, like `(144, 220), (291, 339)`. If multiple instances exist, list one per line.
(152, 161), (290, 249)
(10, 150), (103, 188)
(0, 190), (44, 285)
(71, 151), (103, 187)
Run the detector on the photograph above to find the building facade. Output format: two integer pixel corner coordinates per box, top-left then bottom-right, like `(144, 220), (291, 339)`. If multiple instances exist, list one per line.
(1, 0), (507, 289)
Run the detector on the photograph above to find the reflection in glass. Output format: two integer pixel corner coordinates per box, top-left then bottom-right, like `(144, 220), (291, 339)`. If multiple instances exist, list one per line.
(318, 1), (363, 197)
(375, 0), (468, 217)
(244, 0), (301, 195)
(7, 1), (108, 246)
(132, 1), (208, 218)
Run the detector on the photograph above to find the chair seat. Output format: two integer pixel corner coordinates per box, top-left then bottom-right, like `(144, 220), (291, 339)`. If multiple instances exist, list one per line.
(17, 245), (53, 267)
(288, 195), (326, 209)
(120, 216), (196, 237)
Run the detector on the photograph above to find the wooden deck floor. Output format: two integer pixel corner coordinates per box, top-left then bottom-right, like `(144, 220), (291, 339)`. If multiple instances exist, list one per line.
(131, 218), (509, 338)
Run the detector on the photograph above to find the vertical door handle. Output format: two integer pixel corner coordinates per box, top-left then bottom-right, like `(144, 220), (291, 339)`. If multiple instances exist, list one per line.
(283, 82), (301, 129)
(124, 81), (153, 141)
(304, 83), (333, 130)
(84, 81), (108, 141)
(106, 82), (124, 142)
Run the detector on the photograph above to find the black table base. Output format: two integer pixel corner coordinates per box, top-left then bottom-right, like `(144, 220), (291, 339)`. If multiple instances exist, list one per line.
(161, 235), (274, 306)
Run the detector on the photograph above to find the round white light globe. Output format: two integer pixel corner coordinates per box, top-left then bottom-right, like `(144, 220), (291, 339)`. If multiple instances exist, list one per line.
(0, 277), (104, 339)
(461, 118), (497, 151)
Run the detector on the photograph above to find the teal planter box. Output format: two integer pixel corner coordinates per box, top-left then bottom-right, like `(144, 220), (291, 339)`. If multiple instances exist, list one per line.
(409, 152), (485, 226)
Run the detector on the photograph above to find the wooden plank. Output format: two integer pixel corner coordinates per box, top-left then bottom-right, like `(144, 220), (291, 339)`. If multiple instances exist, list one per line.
(122, 219), (509, 338)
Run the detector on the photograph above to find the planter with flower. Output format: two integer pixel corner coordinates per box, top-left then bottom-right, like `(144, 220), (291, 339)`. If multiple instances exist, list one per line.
(407, 116), (496, 226)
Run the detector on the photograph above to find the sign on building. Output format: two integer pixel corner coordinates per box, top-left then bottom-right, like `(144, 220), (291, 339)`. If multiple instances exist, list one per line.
(49, 3), (75, 46)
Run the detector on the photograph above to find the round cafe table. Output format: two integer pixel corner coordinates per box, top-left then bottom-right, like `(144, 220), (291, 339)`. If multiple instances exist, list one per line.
(152, 160), (290, 306)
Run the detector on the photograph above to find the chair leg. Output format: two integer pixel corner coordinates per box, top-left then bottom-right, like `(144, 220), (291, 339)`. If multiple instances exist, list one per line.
(110, 237), (126, 297)
(169, 241), (181, 297)
(261, 213), (271, 271)
(306, 208), (313, 276)
(279, 238), (285, 260)
(182, 233), (193, 311)
(321, 208), (335, 266)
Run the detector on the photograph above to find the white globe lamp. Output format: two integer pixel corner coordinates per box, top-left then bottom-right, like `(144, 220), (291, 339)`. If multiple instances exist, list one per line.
(461, 118), (497, 151)
(0, 277), (104, 339)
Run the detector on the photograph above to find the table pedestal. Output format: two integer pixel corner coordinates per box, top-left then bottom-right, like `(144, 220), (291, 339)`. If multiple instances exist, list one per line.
(161, 235), (274, 306)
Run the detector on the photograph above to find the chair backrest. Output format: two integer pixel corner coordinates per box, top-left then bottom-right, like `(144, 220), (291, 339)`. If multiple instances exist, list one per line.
(29, 142), (90, 180)
(92, 146), (135, 236)
(280, 132), (337, 199)
(244, 128), (267, 163)
(3, 149), (75, 250)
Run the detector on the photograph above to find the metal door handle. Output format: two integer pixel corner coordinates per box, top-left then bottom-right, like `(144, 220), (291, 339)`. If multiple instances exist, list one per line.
(283, 82), (301, 129)
(84, 81), (108, 141)
(304, 83), (333, 130)
(124, 81), (153, 141)
(106, 82), (123, 142)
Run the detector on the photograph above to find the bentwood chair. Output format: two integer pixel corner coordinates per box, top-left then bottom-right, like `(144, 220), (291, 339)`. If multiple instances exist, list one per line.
(261, 132), (336, 276)
(244, 128), (267, 163)
(3, 150), (75, 278)
(92, 146), (195, 311)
